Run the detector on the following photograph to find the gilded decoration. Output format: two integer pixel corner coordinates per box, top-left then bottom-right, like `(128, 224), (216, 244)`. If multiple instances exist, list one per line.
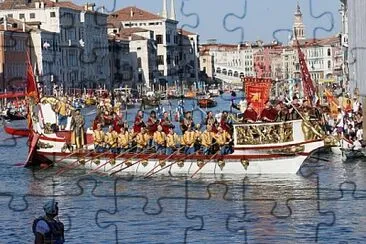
(301, 115), (325, 141)
(235, 122), (293, 145)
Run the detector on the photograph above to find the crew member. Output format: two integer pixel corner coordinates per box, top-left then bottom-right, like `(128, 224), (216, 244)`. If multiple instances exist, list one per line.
(55, 97), (69, 130)
(105, 125), (118, 153)
(33, 200), (65, 244)
(182, 125), (196, 154)
(160, 111), (174, 134)
(118, 127), (130, 152)
(133, 110), (145, 133)
(93, 123), (105, 153)
(260, 100), (277, 122)
(180, 111), (194, 134)
(165, 128), (180, 155)
(70, 109), (85, 149)
(206, 111), (218, 133)
(147, 110), (159, 146)
(135, 127), (149, 153)
(200, 125), (214, 155)
(215, 126), (232, 155)
(153, 125), (166, 154)
(243, 102), (258, 123)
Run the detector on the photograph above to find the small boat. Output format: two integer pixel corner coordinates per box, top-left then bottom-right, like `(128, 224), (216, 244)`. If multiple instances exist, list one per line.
(184, 91), (196, 99)
(208, 88), (220, 97)
(3, 124), (29, 137)
(1, 109), (26, 121)
(198, 98), (217, 108)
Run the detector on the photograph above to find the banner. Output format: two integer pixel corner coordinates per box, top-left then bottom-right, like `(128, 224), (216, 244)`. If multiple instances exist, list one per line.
(244, 77), (272, 114)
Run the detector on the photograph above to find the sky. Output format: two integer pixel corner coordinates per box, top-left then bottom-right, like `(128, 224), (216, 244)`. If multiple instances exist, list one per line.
(74, 0), (341, 44)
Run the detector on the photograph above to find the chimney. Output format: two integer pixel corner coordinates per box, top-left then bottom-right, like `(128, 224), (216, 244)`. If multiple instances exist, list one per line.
(40, 2), (44, 8)
(162, 0), (167, 18)
(35, 2), (40, 8)
(170, 0), (176, 20)
(3, 16), (7, 31)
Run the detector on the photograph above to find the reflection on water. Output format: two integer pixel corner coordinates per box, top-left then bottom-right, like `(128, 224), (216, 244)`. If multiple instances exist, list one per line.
(1, 95), (366, 242)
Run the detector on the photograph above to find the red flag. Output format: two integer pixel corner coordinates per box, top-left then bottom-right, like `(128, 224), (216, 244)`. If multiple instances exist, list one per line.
(244, 77), (272, 114)
(26, 52), (39, 103)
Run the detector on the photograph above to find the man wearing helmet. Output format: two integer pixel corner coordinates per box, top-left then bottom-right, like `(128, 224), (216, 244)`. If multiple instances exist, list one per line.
(33, 200), (65, 244)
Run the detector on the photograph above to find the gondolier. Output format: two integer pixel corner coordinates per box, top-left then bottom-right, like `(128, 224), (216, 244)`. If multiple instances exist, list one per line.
(33, 200), (64, 244)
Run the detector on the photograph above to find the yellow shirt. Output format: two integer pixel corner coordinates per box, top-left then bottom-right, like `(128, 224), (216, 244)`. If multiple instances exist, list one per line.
(93, 130), (105, 146)
(57, 102), (67, 116)
(166, 133), (180, 148)
(153, 131), (166, 146)
(215, 131), (231, 146)
(200, 131), (214, 148)
(182, 131), (196, 147)
(118, 131), (130, 148)
(105, 131), (118, 148)
(136, 132), (148, 148)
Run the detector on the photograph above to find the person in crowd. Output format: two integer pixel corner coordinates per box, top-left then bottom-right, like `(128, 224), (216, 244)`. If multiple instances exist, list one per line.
(105, 125), (118, 153)
(55, 97), (70, 130)
(214, 126), (232, 155)
(70, 109), (85, 149)
(165, 128), (180, 155)
(133, 110), (145, 134)
(200, 125), (214, 155)
(205, 111), (218, 132)
(182, 125), (196, 154)
(153, 125), (166, 154)
(180, 111), (195, 134)
(93, 123), (105, 153)
(260, 100), (277, 122)
(135, 127), (149, 153)
(242, 102), (258, 123)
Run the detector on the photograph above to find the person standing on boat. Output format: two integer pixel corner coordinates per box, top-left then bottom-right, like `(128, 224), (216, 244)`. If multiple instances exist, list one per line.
(260, 100), (277, 122)
(112, 112), (122, 133)
(54, 97), (69, 130)
(205, 111), (218, 133)
(220, 111), (232, 134)
(105, 125), (118, 153)
(200, 125), (214, 155)
(153, 125), (166, 154)
(215, 126), (232, 155)
(243, 102), (258, 123)
(118, 127), (130, 153)
(166, 128), (180, 154)
(93, 123), (105, 153)
(136, 127), (149, 153)
(70, 109), (85, 149)
(160, 111), (174, 134)
(180, 111), (195, 134)
(182, 125), (196, 154)
(287, 96), (301, 120)
(33, 200), (65, 244)
(147, 111), (159, 146)
(133, 110), (145, 134)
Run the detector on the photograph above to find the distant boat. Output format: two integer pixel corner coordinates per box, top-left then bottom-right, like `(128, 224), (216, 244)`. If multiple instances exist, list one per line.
(184, 91), (196, 99)
(3, 124), (29, 137)
(198, 98), (217, 108)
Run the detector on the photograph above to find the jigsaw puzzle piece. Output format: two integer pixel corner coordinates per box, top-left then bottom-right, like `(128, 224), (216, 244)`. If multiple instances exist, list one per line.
(97, 178), (202, 243)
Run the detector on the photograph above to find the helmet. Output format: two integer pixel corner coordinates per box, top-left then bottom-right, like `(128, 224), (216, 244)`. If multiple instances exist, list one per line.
(43, 200), (58, 215)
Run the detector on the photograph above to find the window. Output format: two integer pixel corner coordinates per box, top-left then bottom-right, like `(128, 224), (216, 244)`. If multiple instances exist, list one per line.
(19, 13), (25, 19)
(157, 55), (164, 65)
(328, 61), (331, 69)
(327, 48), (331, 56)
(166, 33), (170, 43)
(30, 13), (35, 19)
(175, 56), (179, 65)
(7, 14), (13, 18)
(137, 58), (142, 69)
(50, 12), (56, 18)
(137, 47), (141, 50)
(166, 55), (171, 65)
(156, 35), (163, 44)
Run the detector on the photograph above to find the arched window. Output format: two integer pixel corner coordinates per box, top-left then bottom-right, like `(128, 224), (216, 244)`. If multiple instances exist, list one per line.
(233, 71), (239, 77)
(328, 60), (331, 69)
(216, 67), (221, 74)
(327, 48), (331, 56)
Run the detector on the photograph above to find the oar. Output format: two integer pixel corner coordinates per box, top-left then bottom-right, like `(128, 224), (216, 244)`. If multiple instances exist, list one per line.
(143, 146), (185, 178)
(55, 151), (94, 175)
(53, 148), (84, 165)
(86, 145), (137, 175)
(144, 146), (195, 178)
(190, 150), (220, 178)
(55, 151), (108, 176)
(109, 148), (160, 176)
(105, 146), (150, 173)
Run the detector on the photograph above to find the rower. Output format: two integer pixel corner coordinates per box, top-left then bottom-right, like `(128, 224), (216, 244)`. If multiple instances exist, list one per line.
(200, 125), (214, 155)
(153, 125), (166, 154)
(118, 127), (130, 153)
(105, 125), (118, 153)
(206, 111), (218, 133)
(182, 125), (196, 154)
(243, 102), (258, 123)
(135, 127), (149, 153)
(165, 128), (180, 155)
(93, 123), (105, 153)
(180, 111), (194, 134)
(214, 126), (232, 155)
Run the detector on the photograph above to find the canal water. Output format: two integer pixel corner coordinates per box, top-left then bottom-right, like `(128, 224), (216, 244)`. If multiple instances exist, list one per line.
(0, 93), (366, 243)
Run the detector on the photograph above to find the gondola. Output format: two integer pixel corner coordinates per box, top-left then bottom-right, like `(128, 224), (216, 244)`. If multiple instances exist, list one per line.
(197, 98), (217, 108)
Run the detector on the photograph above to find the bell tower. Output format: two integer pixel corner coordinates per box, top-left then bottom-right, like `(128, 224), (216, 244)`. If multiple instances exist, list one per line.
(292, 2), (305, 40)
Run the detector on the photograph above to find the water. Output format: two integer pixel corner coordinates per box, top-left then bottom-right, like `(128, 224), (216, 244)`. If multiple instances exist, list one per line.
(1, 94), (366, 243)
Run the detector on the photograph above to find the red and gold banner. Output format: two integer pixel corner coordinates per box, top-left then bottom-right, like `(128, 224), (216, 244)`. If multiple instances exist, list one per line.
(244, 77), (272, 114)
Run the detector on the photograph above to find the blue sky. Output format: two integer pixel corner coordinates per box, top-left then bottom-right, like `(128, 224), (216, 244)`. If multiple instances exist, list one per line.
(74, 0), (341, 44)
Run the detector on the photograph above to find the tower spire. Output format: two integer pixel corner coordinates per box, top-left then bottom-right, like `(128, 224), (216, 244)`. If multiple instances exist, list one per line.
(162, 0), (168, 18)
(292, 1), (305, 42)
(170, 0), (176, 20)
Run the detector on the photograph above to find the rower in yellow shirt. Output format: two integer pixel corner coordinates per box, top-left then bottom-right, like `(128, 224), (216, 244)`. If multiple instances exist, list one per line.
(194, 124), (202, 152)
(182, 125), (196, 154)
(135, 127), (149, 153)
(165, 128), (180, 154)
(153, 125), (166, 154)
(55, 97), (69, 130)
(214, 126), (232, 155)
(105, 125), (118, 153)
(200, 125), (215, 155)
(117, 127), (130, 152)
(93, 123), (105, 153)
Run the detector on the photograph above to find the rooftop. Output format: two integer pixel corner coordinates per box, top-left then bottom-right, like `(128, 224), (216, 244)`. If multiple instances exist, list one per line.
(108, 6), (164, 25)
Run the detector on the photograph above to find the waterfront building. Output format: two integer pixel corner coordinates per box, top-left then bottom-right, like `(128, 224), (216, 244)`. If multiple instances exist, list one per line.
(0, 0), (110, 90)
